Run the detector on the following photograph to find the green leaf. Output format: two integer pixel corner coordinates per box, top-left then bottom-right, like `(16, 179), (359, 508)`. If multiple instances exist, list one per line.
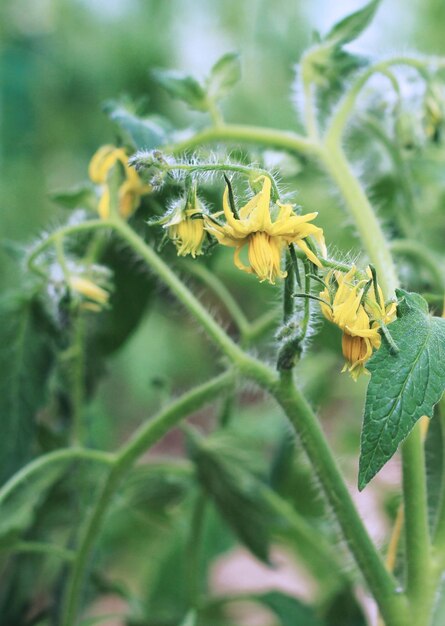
(0, 292), (55, 484)
(359, 290), (445, 489)
(321, 586), (367, 626)
(254, 591), (325, 626)
(50, 183), (97, 211)
(152, 69), (207, 111)
(324, 0), (380, 45)
(187, 431), (275, 563)
(206, 52), (241, 100)
(104, 100), (169, 150)
(91, 236), (156, 355)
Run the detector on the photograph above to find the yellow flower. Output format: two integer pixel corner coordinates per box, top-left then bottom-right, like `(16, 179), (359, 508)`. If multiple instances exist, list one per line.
(319, 265), (393, 380)
(161, 191), (206, 258)
(69, 276), (110, 309)
(89, 145), (151, 219)
(363, 266), (397, 325)
(168, 208), (206, 257)
(205, 176), (326, 284)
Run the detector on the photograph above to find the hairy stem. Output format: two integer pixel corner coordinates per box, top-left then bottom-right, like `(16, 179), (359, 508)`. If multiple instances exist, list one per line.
(318, 145), (399, 298)
(269, 370), (408, 626)
(167, 123), (317, 157)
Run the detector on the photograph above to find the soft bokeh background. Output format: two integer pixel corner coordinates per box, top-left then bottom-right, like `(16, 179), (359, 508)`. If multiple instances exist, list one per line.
(1, 1), (444, 624)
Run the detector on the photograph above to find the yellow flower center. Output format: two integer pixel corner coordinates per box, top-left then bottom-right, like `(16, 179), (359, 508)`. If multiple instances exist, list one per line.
(247, 232), (286, 284)
(169, 214), (205, 258)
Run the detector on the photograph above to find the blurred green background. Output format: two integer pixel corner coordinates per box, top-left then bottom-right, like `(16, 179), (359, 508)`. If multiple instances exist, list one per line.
(1, 0), (443, 483)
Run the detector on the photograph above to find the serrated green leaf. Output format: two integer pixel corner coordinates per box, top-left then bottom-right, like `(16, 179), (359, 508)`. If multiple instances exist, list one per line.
(359, 290), (445, 489)
(0, 293), (55, 484)
(104, 100), (169, 150)
(50, 183), (97, 211)
(152, 69), (207, 111)
(207, 52), (241, 100)
(188, 431), (275, 563)
(254, 591), (325, 626)
(324, 0), (380, 45)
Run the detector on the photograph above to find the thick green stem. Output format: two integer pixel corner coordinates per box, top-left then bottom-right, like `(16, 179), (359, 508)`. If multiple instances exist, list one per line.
(168, 123), (317, 157)
(402, 424), (432, 622)
(319, 145), (399, 298)
(267, 370), (408, 626)
(60, 372), (232, 626)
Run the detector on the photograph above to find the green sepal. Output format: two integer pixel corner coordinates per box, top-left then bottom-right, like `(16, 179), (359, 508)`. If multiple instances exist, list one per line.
(359, 290), (445, 490)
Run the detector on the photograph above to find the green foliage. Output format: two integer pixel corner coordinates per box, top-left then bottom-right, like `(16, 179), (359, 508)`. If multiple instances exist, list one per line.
(359, 291), (445, 489)
(206, 53), (241, 101)
(116, 463), (191, 520)
(91, 237), (156, 356)
(253, 591), (325, 626)
(0, 291), (55, 484)
(324, 0), (381, 45)
(104, 100), (171, 150)
(187, 430), (276, 563)
(50, 184), (97, 211)
(152, 69), (208, 112)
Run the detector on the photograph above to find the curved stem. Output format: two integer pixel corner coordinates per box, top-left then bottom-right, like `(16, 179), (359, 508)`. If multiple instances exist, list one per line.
(161, 162), (281, 200)
(167, 124), (317, 157)
(27, 219), (110, 276)
(0, 448), (114, 506)
(60, 371), (233, 626)
(268, 370), (408, 626)
(2, 541), (75, 562)
(111, 218), (245, 364)
(325, 56), (430, 146)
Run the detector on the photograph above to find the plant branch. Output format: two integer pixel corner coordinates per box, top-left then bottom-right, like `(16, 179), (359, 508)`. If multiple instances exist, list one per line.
(167, 124), (318, 157)
(60, 371), (233, 626)
(0, 448), (114, 507)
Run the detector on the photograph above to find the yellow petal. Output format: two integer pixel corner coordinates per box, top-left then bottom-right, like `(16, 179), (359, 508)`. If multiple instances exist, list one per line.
(234, 245), (253, 274)
(88, 145), (117, 183)
(294, 238), (322, 267)
(98, 187), (111, 219)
